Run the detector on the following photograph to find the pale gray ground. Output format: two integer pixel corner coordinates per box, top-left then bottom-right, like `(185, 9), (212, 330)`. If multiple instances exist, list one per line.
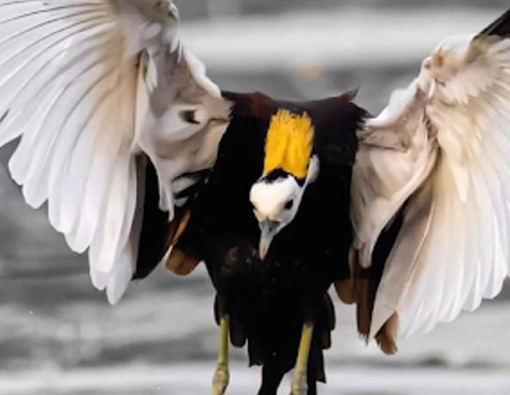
(1, 1), (510, 394)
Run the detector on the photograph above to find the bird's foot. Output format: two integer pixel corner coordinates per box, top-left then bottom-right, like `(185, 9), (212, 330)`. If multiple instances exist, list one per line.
(211, 362), (230, 395)
(290, 370), (307, 395)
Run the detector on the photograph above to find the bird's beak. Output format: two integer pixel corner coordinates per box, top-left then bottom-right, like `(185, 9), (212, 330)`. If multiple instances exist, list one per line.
(258, 220), (278, 260)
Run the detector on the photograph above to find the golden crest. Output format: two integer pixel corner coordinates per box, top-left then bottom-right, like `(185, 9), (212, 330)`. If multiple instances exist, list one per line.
(263, 109), (314, 179)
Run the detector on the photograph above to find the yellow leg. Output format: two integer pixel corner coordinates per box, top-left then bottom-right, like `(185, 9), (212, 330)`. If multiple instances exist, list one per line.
(291, 323), (314, 395)
(211, 315), (230, 395)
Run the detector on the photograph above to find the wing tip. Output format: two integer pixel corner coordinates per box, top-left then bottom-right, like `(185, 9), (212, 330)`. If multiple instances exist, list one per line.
(106, 277), (131, 305)
(476, 7), (510, 39)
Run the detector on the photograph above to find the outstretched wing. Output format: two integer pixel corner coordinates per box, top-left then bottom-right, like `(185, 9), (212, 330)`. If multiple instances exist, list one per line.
(0, 0), (231, 303)
(351, 7), (510, 349)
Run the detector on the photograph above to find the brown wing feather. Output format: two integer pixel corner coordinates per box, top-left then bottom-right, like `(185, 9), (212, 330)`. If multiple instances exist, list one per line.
(221, 91), (278, 120)
(134, 157), (200, 279)
(298, 90), (368, 167)
(335, 207), (405, 355)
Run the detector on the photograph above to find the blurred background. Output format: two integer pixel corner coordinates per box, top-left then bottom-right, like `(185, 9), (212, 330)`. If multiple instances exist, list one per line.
(1, 1), (510, 394)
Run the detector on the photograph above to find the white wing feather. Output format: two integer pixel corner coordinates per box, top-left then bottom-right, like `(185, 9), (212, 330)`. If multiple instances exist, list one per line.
(0, 0), (231, 303)
(351, 81), (438, 269)
(352, 11), (510, 344)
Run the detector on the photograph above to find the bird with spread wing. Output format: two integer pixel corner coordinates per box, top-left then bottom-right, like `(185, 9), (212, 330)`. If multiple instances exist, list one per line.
(1, 1), (510, 395)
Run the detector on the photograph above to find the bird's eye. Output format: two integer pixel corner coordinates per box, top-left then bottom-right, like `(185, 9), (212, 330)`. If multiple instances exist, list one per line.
(284, 200), (294, 210)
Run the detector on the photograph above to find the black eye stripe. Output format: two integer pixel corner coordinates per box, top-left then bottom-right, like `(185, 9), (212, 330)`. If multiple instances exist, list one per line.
(262, 169), (288, 183)
(262, 169), (306, 185)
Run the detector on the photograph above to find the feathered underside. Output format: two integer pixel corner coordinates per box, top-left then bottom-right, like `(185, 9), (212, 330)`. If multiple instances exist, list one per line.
(350, 6), (510, 350)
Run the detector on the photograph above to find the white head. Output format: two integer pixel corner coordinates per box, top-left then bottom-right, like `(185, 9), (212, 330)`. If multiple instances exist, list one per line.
(249, 109), (319, 259)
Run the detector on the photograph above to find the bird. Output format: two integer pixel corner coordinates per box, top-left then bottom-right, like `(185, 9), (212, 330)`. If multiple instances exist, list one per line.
(2, 1), (510, 395)
(171, 91), (366, 395)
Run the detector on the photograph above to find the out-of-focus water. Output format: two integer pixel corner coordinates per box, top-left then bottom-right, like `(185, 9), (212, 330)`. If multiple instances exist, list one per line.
(2, 364), (510, 395)
(3, 263), (510, 394)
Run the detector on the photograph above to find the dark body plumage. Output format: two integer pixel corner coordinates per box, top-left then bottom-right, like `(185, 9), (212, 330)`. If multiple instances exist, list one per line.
(163, 91), (367, 394)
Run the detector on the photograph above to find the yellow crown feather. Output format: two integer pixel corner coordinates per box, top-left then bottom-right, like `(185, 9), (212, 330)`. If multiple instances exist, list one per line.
(263, 109), (314, 180)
